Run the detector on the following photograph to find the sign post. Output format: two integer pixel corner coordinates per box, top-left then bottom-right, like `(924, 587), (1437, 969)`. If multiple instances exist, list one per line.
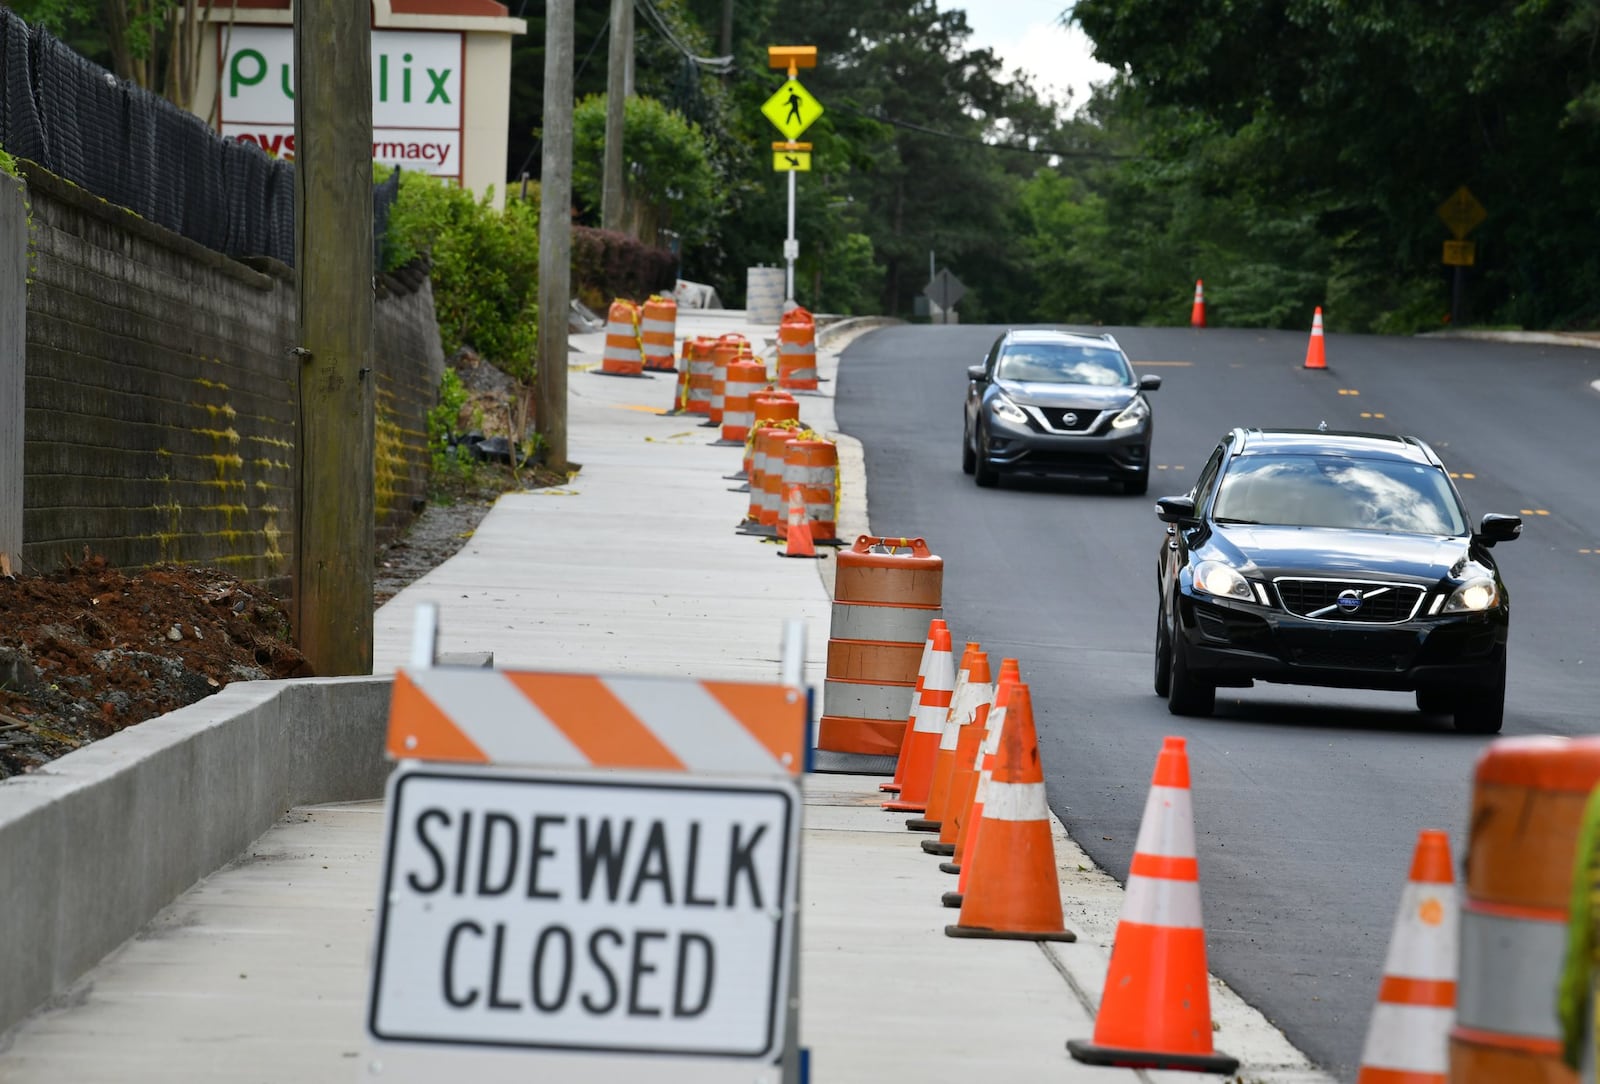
(363, 606), (810, 1082)
(1437, 186), (1487, 327)
(762, 46), (822, 306)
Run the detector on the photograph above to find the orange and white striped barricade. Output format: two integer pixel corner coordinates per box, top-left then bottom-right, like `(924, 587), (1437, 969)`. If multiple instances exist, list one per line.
(639, 294), (678, 372)
(816, 536), (943, 770)
(366, 605), (810, 1083)
(685, 337), (717, 419)
(754, 429), (799, 537)
(719, 358), (767, 446)
(777, 307), (818, 391)
(740, 425), (793, 535)
(708, 335), (746, 427)
(598, 298), (645, 378)
(778, 438), (837, 545)
(1451, 736), (1600, 1083)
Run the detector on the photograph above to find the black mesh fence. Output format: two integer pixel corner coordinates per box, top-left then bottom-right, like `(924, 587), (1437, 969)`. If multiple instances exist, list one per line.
(0, 10), (401, 269)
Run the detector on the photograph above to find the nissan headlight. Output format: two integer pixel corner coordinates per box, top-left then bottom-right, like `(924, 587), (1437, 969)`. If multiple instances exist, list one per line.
(990, 392), (1027, 424)
(1111, 395), (1150, 430)
(1192, 561), (1254, 602)
(1442, 577), (1499, 613)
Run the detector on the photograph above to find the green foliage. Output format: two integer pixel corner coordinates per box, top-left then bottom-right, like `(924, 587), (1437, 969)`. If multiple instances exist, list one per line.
(571, 94), (721, 250)
(426, 368), (476, 486)
(384, 170), (541, 382)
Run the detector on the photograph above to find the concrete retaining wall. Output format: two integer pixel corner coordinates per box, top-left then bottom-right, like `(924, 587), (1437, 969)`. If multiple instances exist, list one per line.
(14, 163), (444, 588)
(0, 174), (23, 569)
(0, 676), (395, 1037)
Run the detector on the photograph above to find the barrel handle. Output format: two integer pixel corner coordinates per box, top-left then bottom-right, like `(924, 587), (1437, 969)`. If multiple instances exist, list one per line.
(850, 535), (932, 558)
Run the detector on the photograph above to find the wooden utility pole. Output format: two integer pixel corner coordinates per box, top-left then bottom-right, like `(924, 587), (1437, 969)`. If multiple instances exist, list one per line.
(537, 0), (573, 472)
(601, 0), (632, 231)
(720, 0), (733, 59)
(292, 0), (375, 675)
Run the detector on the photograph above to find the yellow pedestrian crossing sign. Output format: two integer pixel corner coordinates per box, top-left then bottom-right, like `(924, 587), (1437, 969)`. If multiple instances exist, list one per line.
(773, 143), (811, 172)
(762, 78), (824, 141)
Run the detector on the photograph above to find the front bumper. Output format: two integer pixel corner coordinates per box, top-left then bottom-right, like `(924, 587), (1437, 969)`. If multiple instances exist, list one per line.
(1174, 589), (1508, 693)
(983, 411), (1150, 481)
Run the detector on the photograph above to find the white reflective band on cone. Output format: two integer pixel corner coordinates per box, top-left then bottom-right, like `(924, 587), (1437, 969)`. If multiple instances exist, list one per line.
(1456, 904), (1566, 1039)
(983, 780), (1050, 822)
(1360, 1002), (1451, 1072)
(829, 602), (940, 642)
(912, 698), (947, 734)
(1121, 874), (1204, 928)
(1382, 883), (1457, 980)
(1132, 784), (1196, 859)
(823, 680), (915, 719)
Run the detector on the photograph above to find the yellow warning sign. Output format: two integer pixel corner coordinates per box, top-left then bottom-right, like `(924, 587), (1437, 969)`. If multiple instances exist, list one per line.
(1442, 240), (1476, 267)
(772, 142), (812, 172)
(761, 78), (824, 141)
(1437, 187), (1486, 240)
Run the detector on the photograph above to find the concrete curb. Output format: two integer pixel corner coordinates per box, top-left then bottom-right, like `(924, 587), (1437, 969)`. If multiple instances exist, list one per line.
(1418, 328), (1600, 349)
(0, 676), (394, 1036)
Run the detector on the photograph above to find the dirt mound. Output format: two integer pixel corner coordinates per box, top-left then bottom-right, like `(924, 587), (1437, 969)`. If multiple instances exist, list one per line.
(0, 553), (307, 778)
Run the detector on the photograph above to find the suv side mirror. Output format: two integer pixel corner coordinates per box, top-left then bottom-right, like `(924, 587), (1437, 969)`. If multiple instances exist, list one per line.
(966, 364), (987, 382)
(1155, 495), (1198, 525)
(1139, 373), (1162, 391)
(1476, 513), (1522, 547)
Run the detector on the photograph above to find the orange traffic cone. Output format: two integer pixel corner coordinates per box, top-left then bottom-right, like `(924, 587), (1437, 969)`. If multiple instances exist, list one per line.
(922, 652), (993, 854)
(944, 684), (1075, 943)
(881, 619), (944, 794)
(882, 627), (954, 813)
(941, 658), (1020, 902)
(1190, 279), (1206, 328)
(1355, 829), (1456, 1084)
(1068, 736), (1237, 1073)
(906, 643), (978, 830)
(1304, 306), (1327, 370)
(778, 483), (822, 559)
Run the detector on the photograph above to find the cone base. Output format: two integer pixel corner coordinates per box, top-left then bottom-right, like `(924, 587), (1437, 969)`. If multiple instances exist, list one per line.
(921, 840), (955, 856)
(881, 799), (926, 813)
(711, 438), (745, 446)
(778, 552), (826, 560)
(1067, 1039), (1238, 1075)
(878, 782), (901, 793)
(905, 818), (940, 832)
(945, 923), (1076, 943)
(591, 369), (653, 379)
(938, 861), (960, 874)
(941, 891), (963, 909)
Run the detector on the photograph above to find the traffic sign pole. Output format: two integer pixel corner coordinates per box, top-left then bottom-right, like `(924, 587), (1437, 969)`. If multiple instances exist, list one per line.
(786, 170), (797, 303)
(765, 47), (821, 311)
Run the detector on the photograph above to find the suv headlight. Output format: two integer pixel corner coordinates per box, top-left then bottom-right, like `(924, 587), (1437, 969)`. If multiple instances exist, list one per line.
(1193, 560), (1254, 601)
(1111, 395), (1150, 430)
(1442, 577), (1499, 613)
(990, 392), (1027, 424)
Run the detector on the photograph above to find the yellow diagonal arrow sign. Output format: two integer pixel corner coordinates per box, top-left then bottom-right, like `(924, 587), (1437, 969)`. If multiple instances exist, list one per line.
(761, 78), (824, 141)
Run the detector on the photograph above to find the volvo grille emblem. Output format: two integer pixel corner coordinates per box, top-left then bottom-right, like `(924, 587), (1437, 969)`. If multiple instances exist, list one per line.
(1062, 412), (1079, 427)
(1336, 589), (1364, 612)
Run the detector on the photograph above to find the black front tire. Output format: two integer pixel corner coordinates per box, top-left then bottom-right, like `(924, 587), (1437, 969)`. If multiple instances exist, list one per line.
(973, 425), (998, 488)
(962, 422), (975, 475)
(1453, 658), (1506, 734)
(1153, 599), (1172, 697)
(1167, 626), (1215, 716)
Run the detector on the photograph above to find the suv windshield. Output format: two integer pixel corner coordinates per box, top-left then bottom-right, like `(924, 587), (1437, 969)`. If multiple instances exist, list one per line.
(1213, 454), (1467, 534)
(996, 343), (1131, 386)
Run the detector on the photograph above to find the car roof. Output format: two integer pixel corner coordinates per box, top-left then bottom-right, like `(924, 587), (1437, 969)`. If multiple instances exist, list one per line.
(1002, 328), (1122, 350)
(1231, 428), (1444, 467)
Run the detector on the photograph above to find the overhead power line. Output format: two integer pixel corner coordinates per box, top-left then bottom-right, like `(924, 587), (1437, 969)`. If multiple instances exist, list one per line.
(633, 0), (733, 74)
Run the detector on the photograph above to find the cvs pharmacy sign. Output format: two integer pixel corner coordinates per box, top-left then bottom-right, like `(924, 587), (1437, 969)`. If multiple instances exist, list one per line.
(218, 25), (463, 177)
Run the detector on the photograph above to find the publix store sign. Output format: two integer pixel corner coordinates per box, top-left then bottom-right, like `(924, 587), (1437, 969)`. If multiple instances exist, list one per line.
(219, 26), (463, 177)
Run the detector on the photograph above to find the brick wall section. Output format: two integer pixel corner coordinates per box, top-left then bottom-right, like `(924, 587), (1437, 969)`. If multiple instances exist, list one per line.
(17, 164), (444, 587)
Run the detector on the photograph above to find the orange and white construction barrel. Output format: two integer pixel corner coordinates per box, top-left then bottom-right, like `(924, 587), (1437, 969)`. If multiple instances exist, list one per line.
(640, 295), (677, 372)
(816, 536), (944, 768)
(1450, 735), (1600, 1083)
(709, 334), (747, 425)
(778, 306), (819, 390)
(601, 299), (644, 376)
(778, 438), (838, 544)
(721, 358), (767, 444)
(685, 337), (716, 416)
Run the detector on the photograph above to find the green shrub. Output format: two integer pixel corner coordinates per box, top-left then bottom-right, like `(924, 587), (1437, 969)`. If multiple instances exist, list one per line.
(383, 169), (541, 382)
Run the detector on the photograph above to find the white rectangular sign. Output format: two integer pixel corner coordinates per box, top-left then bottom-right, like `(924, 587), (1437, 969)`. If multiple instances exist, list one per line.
(218, 26), (463, 177)
(367, 765), (800, 1061)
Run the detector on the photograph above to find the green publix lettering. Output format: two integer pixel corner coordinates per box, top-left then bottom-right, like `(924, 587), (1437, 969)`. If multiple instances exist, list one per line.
(229, 48), (452, 105)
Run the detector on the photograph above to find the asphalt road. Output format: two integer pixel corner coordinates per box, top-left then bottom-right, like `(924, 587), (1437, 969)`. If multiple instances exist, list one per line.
(833, 322), (1600, 1081)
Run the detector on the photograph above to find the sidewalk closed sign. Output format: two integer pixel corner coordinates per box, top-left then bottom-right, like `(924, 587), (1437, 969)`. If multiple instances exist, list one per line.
(370, 765), (798, 1059)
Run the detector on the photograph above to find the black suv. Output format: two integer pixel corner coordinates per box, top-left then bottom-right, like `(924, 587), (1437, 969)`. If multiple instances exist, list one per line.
(1154, 428), (1521, 732)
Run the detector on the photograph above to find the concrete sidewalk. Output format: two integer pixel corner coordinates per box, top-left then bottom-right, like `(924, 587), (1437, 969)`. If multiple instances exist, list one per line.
(0, 311), (1334, 1082)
